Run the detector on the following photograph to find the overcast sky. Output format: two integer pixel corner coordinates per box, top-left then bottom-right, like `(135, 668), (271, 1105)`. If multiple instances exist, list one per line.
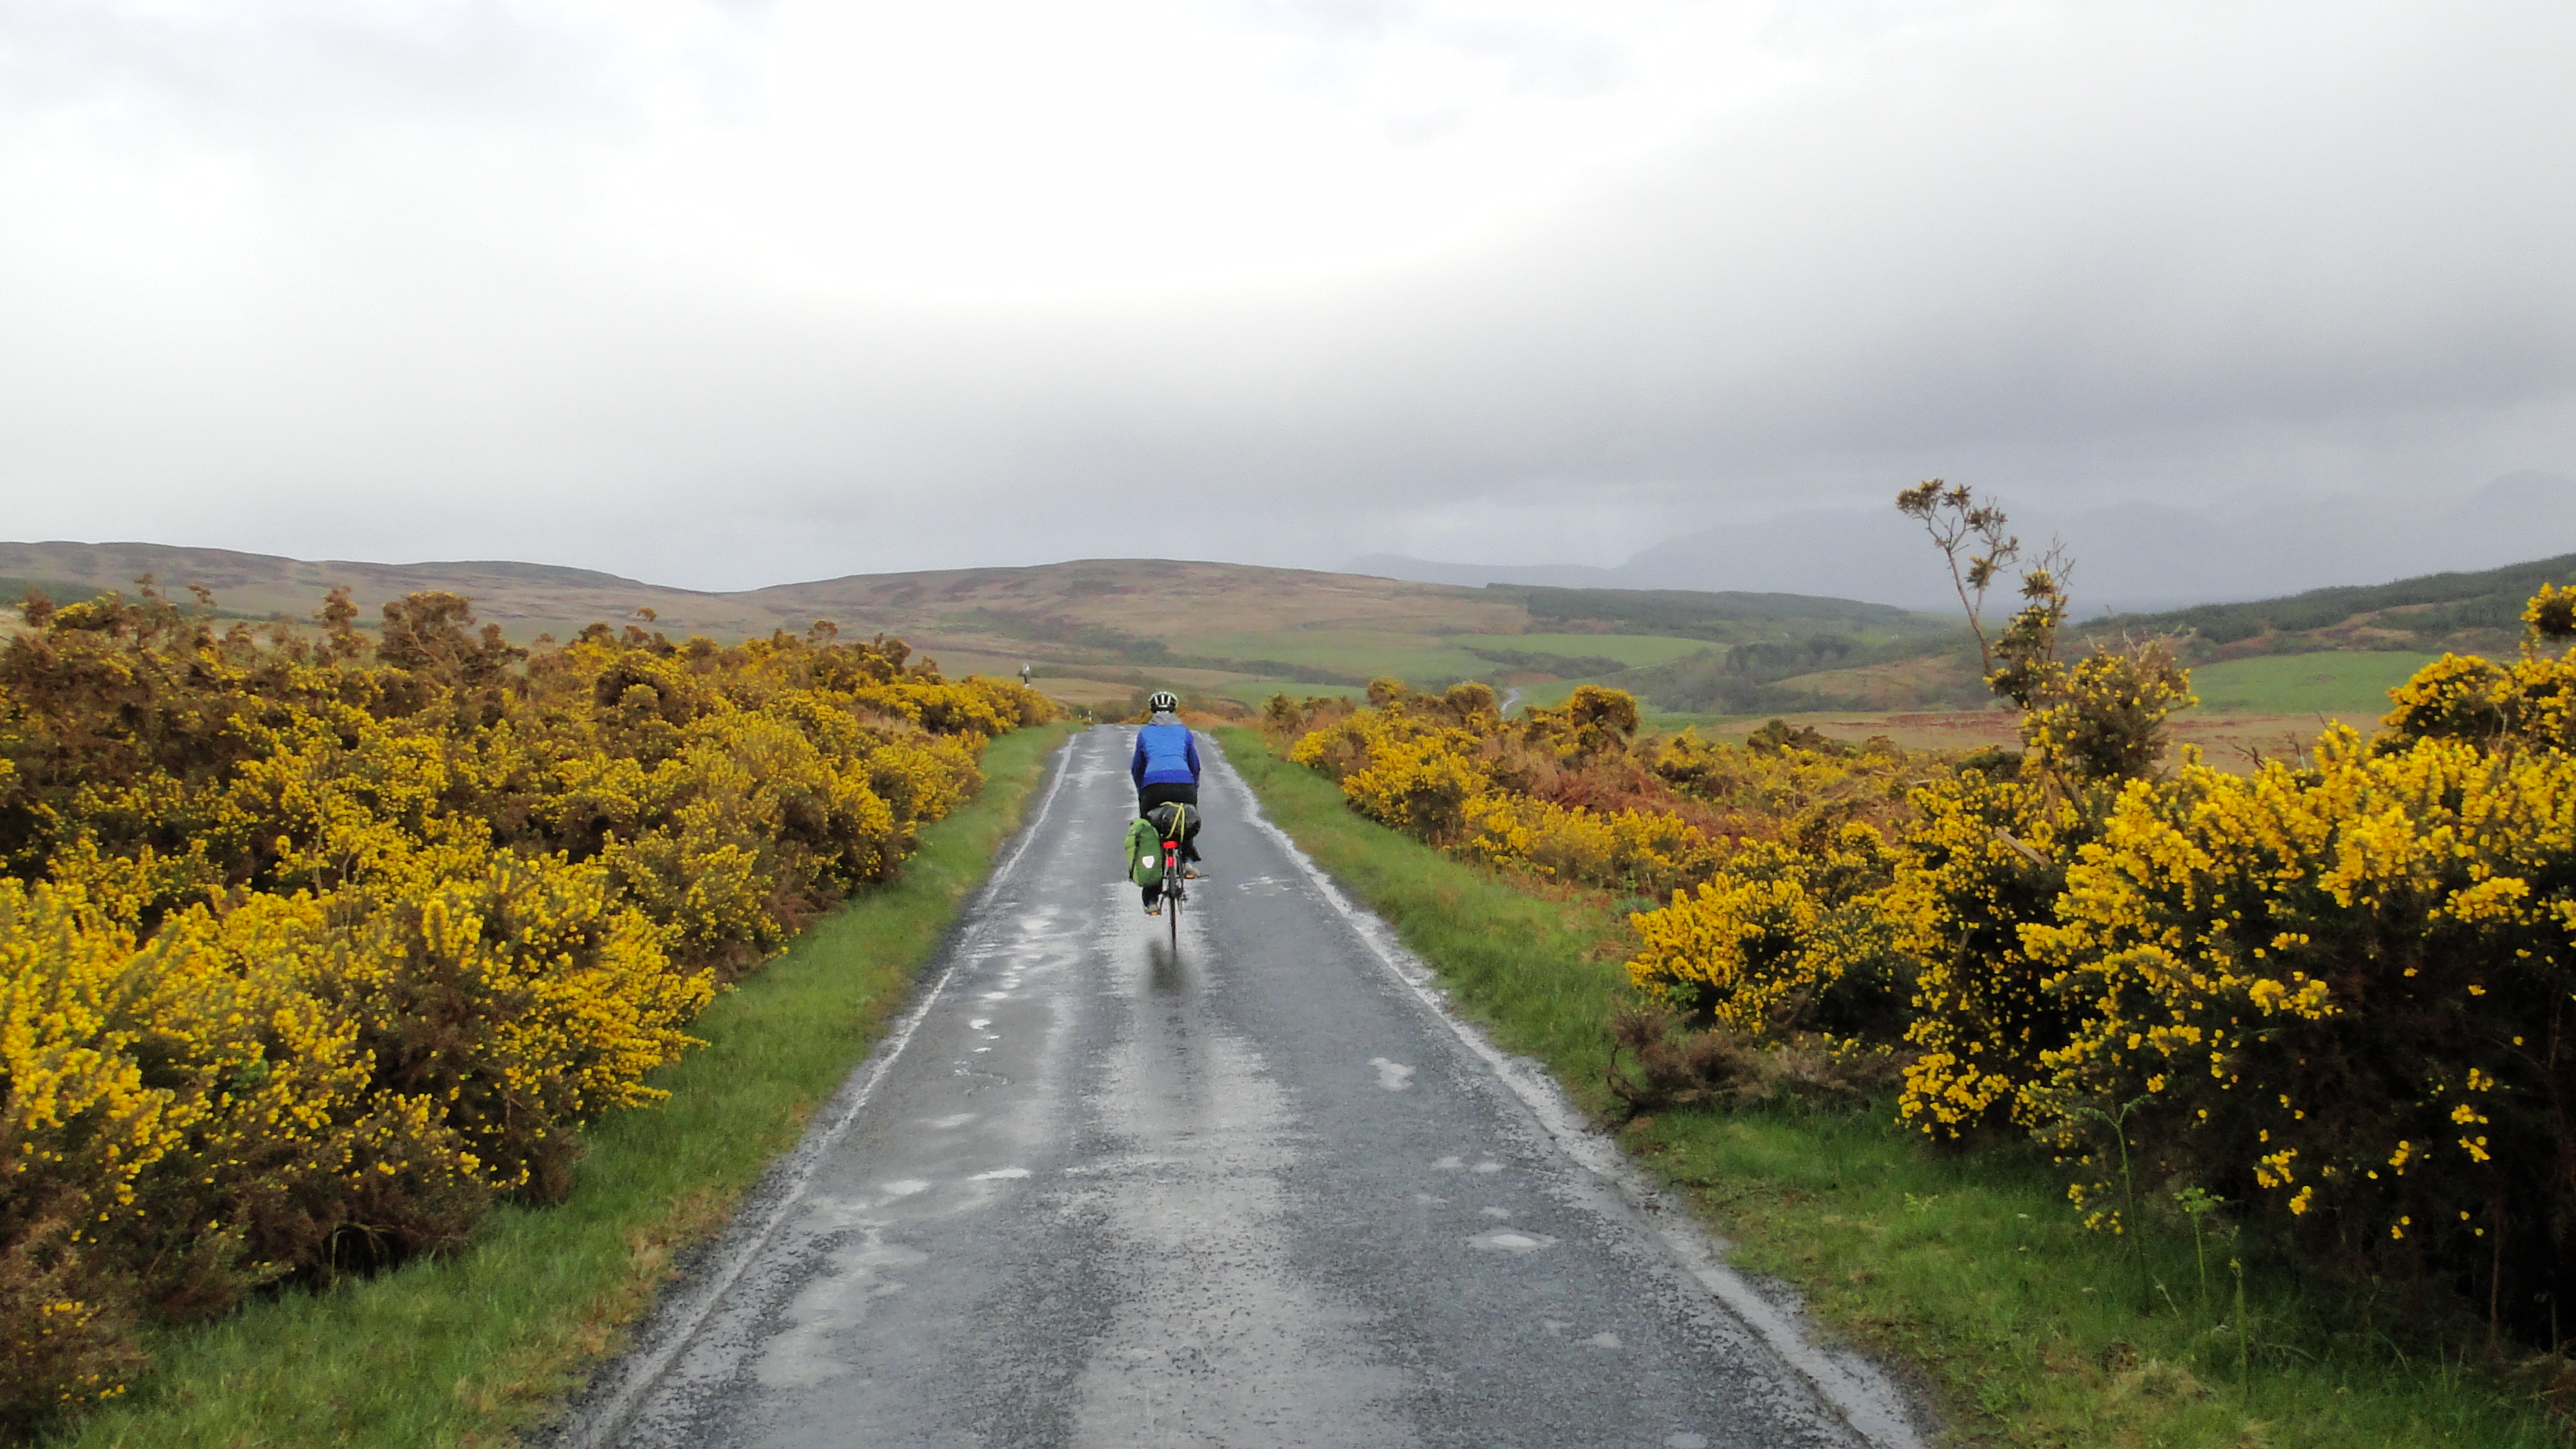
(2, 1), (2569, 591)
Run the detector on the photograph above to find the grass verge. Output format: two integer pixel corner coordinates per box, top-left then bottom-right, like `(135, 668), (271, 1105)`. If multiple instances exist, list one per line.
(49, 723), (1072, 1449)
(1219, 725), (2569, 1448)
(1219, 728), (1638, 1105)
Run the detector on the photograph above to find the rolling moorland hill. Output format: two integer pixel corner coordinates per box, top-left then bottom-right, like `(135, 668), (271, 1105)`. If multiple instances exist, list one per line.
(11, 538), (2569, 725)
(0, 541), (1936, 713)
(1354, 469), (2576, 614)
(0, 540), (762, 635)
(1618, 549), (2576, 735)
(2087, 549), (2576, 657)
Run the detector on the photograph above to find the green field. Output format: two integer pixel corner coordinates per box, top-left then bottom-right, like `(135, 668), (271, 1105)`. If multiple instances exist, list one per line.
(1185, 628), (1491, 684)
(1510, 678), (1586, 710)
(2183, 651), (2437, 714)
(1214, 678), (1365, 708)
(1448, 633), (1717, 668)
(1182, 630), (1717, 705)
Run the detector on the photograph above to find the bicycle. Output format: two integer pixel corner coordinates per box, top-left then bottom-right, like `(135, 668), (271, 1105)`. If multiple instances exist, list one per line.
(1158, 820), (1186, 949)
(1129, 801), (1195, 948)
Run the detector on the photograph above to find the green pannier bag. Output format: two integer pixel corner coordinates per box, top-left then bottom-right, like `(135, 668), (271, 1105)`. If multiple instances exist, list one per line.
(1125, 816), (1164, 889)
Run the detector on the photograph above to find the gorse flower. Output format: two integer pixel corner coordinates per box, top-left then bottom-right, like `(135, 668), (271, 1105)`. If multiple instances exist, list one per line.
(1286, 682), (1727, 895)
(1289, 572), (2576, 1345)
(0, 584), (1049, 1432)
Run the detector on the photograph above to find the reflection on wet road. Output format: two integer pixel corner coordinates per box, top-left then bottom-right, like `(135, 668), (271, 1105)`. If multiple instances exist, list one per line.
(561, 727), (1928, 1449)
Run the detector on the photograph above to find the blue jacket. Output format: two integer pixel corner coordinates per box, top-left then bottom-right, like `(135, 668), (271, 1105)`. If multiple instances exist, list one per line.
(1131, 716), (1201, 789)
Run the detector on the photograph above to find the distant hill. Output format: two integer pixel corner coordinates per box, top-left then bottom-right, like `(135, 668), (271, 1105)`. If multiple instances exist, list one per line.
(18, 534), (2561, 722)
(0, 540), (1923, 713)
(0, 540), (769, 637)
(40, 534), (2545, 722)
(2084, 552), (2576, 657)
(1500, 584), (1932, 637)
(1632, 547), (2576, 719)
(1355, 470), (2576, 614)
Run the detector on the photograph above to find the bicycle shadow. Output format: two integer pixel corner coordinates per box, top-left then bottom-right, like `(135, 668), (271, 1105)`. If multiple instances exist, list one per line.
(1146, 935), (1190, 998)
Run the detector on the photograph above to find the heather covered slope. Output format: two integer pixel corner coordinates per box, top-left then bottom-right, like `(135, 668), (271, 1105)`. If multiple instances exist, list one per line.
(22, 537), (2563, 724)
(1624, 552), (2576, 719)
(0, 541), (761, 638)
(0, 542), (1924, 711)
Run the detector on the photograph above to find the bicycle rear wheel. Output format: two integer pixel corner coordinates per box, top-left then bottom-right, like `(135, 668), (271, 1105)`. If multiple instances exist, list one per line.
(1167, 879), (1181, 947)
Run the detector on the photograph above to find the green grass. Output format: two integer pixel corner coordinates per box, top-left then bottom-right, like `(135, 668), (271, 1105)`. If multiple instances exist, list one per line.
(1213, 678), (1366, 708)
(2184, 652), (2439, 715)
(1449, 633), (1720, 668)
(1186, 628), (1492, 684)
(1512, 677), (1622, 710)
(1220, 726), (2569, 1448)
(50, 724), (1073, 1449)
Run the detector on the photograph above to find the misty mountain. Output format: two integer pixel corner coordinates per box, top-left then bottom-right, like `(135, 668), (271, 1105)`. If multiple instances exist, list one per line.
(1355, 471), (2576, 616)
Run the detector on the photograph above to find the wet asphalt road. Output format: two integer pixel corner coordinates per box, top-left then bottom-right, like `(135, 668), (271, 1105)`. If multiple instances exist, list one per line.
(566, 727), (1925, 1449)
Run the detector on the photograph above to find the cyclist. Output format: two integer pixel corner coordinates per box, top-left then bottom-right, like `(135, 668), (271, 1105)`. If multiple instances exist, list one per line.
(1130, 690), (1204, 914)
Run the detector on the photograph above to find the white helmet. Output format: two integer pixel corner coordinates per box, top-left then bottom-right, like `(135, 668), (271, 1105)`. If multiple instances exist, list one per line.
(1148, 690), (1179, 713)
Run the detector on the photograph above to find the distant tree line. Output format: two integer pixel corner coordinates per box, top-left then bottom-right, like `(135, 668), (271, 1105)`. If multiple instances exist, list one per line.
(1461, 644), (1642, 679)
(2092, 552), (2576, 647)
(1623, 630), (1986, 714)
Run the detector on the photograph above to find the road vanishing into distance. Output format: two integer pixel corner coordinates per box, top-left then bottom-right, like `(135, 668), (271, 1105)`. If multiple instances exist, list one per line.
(560, 728), (1928, 1449)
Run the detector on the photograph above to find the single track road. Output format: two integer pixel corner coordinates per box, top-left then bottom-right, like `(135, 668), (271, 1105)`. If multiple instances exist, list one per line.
(558, 726), (1929, 1449)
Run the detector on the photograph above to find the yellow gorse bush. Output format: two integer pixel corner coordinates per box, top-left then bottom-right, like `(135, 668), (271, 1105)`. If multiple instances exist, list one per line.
(2018, 725), (2576, 1254)
(1460, 790), (1715, 898)
(1333, 727), (1494, 845)
(0, 584), (1049, 1433)
(1652, 725), (1911, 837)
(1, 878), (482, 1424)
(1285, 681), (1724, 895)
(1284, 593), (2576, 1334)
(1885, 768), (2088, 1134)
(1616, 581), (2576, 1337)
(1626, 825), (1910, 1042)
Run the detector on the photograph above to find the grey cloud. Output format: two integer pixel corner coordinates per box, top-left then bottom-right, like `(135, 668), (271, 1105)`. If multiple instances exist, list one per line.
(1, 1), (2571, 597)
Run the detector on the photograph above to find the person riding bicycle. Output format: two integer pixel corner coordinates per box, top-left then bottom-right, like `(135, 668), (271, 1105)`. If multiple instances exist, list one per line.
(1130, 690), (1203, 913)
